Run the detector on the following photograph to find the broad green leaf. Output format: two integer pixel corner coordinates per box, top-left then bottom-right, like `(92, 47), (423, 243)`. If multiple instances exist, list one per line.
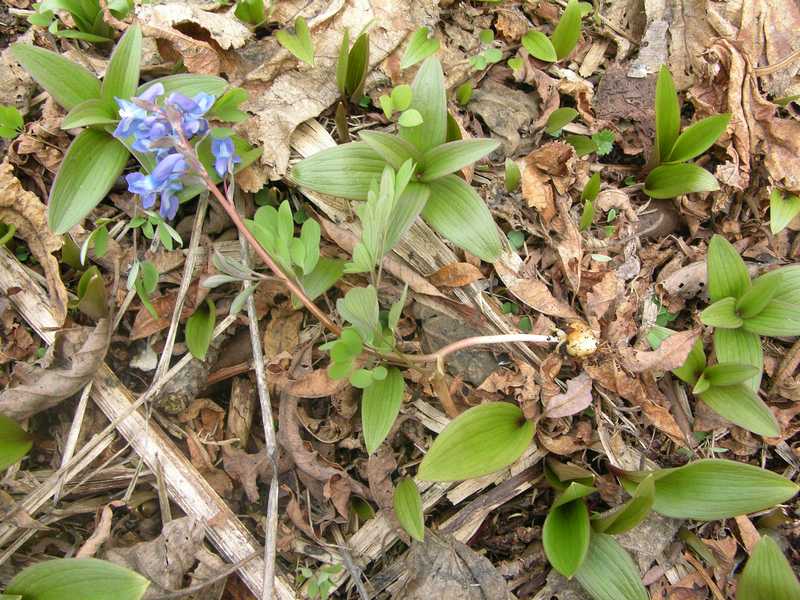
(423, 175), (502, 263)
(138, 74), (227, 99)
(553, 481), (596, 508)
(76, 266), (108, 320)
(581, 172), (601, 202)
(185, 298), (216, 360)
(692, 373), (711, 395)
(101, 24), (141, 105)
(504, 158), (521, 192)
(290, 142), (386, 200)
(336, 285), (380, 344)
(654, 65), (680, 164)
(296, 258), (343, 307)
(359, 131), (419, 169)
(521, 30), (557, 62)
(379, 94), (394, 119)
(643, 163), (719, 199)
(714, 328), (762, 392)
(0, 414), (32, 471)
(0, 105), (23, 139)
(575, 534), (647, 600)
(417, 402), (534, 481)
(666, 113), (730, 162)
(48, 129), (129, 234)
(7, 558), (150, 600)
(391, 85), (413, 111)
(742, 299), (800, 337)
(275, 17), (315, 66)
(401, 26), (440, 70)
(647, 459), (798, 520)
(579, 199), (595, 231)
(698, 384), (779, 437)
(393, 478), (424, 541)
(565, 133), (597, 156)
(551, 0), (582, 60)
(591, 476), (654, 535)
(456, 81), (473, 105)
(344, 32), (369, 99)
(545, 107), (579, 135)
(700, 297), (743, 329)
(398, 108), (423, 128)
(234, 0), (266, 25)
(702, 364), (760, 387)
(420, 138), (499, 181)
(751, 265), (800, 303)
(737, 535), (800, 600)
(61, 98), (117, 129)
(400, 57), (447, 153)
(384, 182), (429, 253)
(736, 273), (778, 319)
(544, 487), (591, 577)
(11, 43), (100, 110)
(209, 88), (248, 123)
(769, 188), (800, 235)
(707, 234), (750, 302)
(363, 367), (405, 454)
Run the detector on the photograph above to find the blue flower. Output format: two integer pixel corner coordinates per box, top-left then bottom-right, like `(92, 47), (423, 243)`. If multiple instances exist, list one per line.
(166, 92), (214, 138)
(113, 83), (164, 140)
(125, 152), (187, 219)
(211, 137), (241, 178)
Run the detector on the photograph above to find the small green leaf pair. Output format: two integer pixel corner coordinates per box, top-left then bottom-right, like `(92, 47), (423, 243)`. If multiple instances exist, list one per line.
(378, 85), (423, 127)
(644, 65), (731, 198)
(74, 265), (108, 320)
(468, 29), (503, 71)
(564, 129), (615, 157)
(401, 26), (440, 70)
(275, 17), (315, 66)
(292, 58), (503, 262)
(127, 259), (159, 320)
(579, 172), (601, 231)
(337, 30), (370, 101)
(234, 0), (266, 26)
(28, 0), (133, 43)
(521, 0), (582, 63)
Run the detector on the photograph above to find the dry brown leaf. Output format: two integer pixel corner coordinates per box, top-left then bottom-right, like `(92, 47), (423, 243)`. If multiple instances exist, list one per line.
(0, 319), (109, 421)
(495, 7), (530, 42)
(734, 515), (760, 555)
(495, 258), (579, 320)
(222, 446), (269, 504)
(0, 162), (67, 325)
(429, 262), (484, 288)
(544, 372), (593, 418)
(366, 445), (396, 516)
(76, 502), (123, 558)
(520, 142), (576, 223)
(554, 196), (583, 293)
(618, 328), (700, 374)
(129, 280), (208, 340)
(263, 309), (303, 360)
(586, 271), (621, 321)
(288, 367), (350, 398)
(469, 79), (539, 155)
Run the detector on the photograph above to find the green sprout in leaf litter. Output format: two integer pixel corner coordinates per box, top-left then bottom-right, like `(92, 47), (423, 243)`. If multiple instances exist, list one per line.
(29, 0), (133, 43)
(521, 0), (582, 63)
(275, 16), (315, 66)
(0, 105), (23, 140)
(401, 26), (440, 70)
(469, 29), (503, 70)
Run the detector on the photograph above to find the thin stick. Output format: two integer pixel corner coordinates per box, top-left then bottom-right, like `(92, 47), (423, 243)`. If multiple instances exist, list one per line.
(405, 333), (561, 365)
(149, 552), (259, 599)
(53, 380), (93, 503)
(235, 192), (280, 600)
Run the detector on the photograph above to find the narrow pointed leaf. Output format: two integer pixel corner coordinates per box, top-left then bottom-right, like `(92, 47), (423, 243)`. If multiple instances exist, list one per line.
(654, 65), (680, 163)
(336, 285), (380, 344)
(751, 265), (800, 303)
(666, 113), (730, 162)
(700, 297), (743, 329)
(714, 328), (762, 392)
(11, 43), (100, 110)
(698, 384), (779, 437)
(418, 402), (534, 481)
(0, 414), (32, 471)
(521, 30), (557, 62)
(345, 32), (369, 99)
(61, 98), (117, 129)
(359, 131), (419, 169)
(545, 107), (579, 135)
(400, 57), (447, 153)
(769, 188), (800, 234)
(742, 299), (800, 337)
(648, 459), (798, 520)
(393, 478), (425, 542)
(707, 234), (750, 301)
(48, 129), (129, 234)
(290, 142), (386, 200)
(544, 494), (591, 577)
(101, 24), (141, 105)
(575, 534), (648, 600)
(420, 139), (499, 181)
(737, 535), (800, 600)
(336, 29), (350, 94)
(551, 0), (582, 60)
(384, 182), (429, 251)
(423, 175), (502, 263)
(643, 163), (719, 198)
(591, 475), (655, 535)
(362, 367), (405, 454)
(702, 364), (760, 387)
(736, 273), (778, 319)
(186, 298), (216, 360)
(581, 172), (601, 202)
(138, 74), (227, 99)
(400, 26), (440, 70)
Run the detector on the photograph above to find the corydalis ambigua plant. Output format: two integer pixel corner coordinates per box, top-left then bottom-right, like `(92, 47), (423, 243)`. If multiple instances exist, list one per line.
(290, 57), (503, 263)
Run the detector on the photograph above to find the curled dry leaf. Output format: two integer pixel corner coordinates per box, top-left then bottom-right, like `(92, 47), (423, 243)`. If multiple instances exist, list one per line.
(495, 256), (579, 320)
(586, 271), (622, 321)
(129, 280), (209, 340)
(520, 141), (576, 224)
(544, 371), (593, 418)
(76, 502), (124, 558)
(618, 328), (700, 374)
(287, 367), (350, 398)
(429, 262), (484, 288)
(0, 319), (110, 421)
(0, 162), (68, 325)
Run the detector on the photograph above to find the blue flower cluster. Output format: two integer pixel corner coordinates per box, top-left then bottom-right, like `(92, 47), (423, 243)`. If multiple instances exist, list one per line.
(113, 83), (241, 219)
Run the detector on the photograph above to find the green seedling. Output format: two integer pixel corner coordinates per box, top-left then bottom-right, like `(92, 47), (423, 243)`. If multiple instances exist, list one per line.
(0, 105), (23, 139)
(401, 26), (440, 70)
(521, 0), (582, 63)
(129, 211), (183, 251)
(378, 84), (423, 127)
(579, 172), (600, 231)
(456, 81), (473, 106)
(234, 0), (267, 26)
(769, 187), (800, 234)
(565, 128), (615, 157)
(29, 0), (133, 43)
(127, 258), (159, 319)
(505, 158), (521, 192)
(275, 16), (315, 66)
(296, 563), (343, 600)
(185, 298), (216, 360)
(469, 29), (503, 70)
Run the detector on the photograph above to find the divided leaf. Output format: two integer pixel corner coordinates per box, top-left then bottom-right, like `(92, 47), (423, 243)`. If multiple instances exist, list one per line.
(575, 534), (648, 600)
(362, 367), (405, 454)
(736, 535), (800, 600)
(393, 478), (425, 542)
(275, 17), (315, 66)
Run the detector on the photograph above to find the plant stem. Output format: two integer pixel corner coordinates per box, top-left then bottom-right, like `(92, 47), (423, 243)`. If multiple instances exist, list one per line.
(403, 333), (561, 365)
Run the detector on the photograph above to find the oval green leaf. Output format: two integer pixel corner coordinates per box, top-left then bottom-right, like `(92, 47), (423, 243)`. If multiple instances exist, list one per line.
(666, 113), (730, 163)
(769, 188), (800, 235)
(420, 138), (499, 182)
(0, 414), (32, 471)
(551, 0), (582, 60)
(336, 285), (380, 345)
(185, 298), (216, 361)
(706, 234), (751, 302)
(101, 24), (141, 105)
(702, 364), (760, 387)
(417, 402), (534, 482)
(700, 297), (743, 329)
(393, 478), (425, 542)
(400, 27), (440, 70)
(521, 30), (557, 62)
(545, 107), (579, 135)
(713, 328), (762, 392)
(544, 491), (591, 577)
(62, 99), (118, 129)
(362, 367), (405, 454)
(735, 273), (778, 319)
(737, 535), (800, 600)
(575, 534), (648, 600)
(698, 384), (779, 437)
(742, 299), (800, 337)
(643, 163), (720, 199)
(290, 142), (387, 201)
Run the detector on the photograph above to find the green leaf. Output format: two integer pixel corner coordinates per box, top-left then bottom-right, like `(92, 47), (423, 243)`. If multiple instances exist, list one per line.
(751, 265), (800, 303)
(654, 65), (680, 164)
(345, 32), (369, 99)
(336, 29), (350, 94)
(551, 0), (582, 60)
(769, 188), (800, 234)
(700, 297), (743, 329)
(0, 105), (23, 139)
(384, 182), (429, 255)
(400, 57), (447, 153)
(138, 74), (228, 99)
(101, 24), (141, 105)
(391, 84), (413, 111)
(48, 129), (129, 234)
(420, 138), (499, 181)
(417, 402), (534, 481)
(456, 81), (473, 105)
(737, 535), (800, 600)
(504, 158), (520, 192)
(7, 558), (150, 600)
(401, 26), (440, 70)
(275, 17), (315, 66)
(337, 285), (380, 345)
(565, 133), (597, 156)
(359, 131), (419, 169)
(423, 175), (502, 263)
(707, 235), (750, 302)
(581, 172), (601, 202)
(209, 87), (248, 123)
(643, 163), (719, 198)
(0, 414), (32, 471)
(521, 30), (557, 62)
(575, 534), (648, 600)
(666, 113), (730, 162)
(393, 478), (424, 541)
(350, 369), (374, 389)
(185, 298), (216, 360)
(234, 0), (266, 25)
(736, 273), (778, 319)
(591, 475), (655, 535)
(579, 199), (595, 231)
(591, 129), (615, 156)
(11, 43), (100, 110)
(291, 142), (386, 200)
(692, 373), (711, 395)
(61, 98), (117, 129)
(544, 483), (594, 577)
(363, 367), (405, 454)
(742, 299), (800, 337)
(76, 266), (108, 320)
(545, 107), (579, 135)
(698, 384), (779, 437)
(714, 328), (762, 392)
(398, 108), (423, 128)
(388, 285), (408, 333)
(702, 364), (761, 387)
(646, 459), (798, 520)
